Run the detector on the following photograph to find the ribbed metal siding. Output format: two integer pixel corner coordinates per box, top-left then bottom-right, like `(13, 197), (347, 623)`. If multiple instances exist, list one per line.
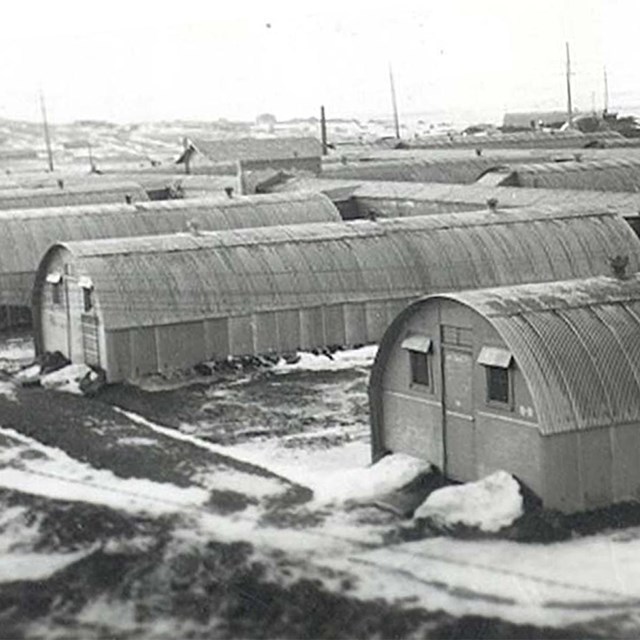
(447, 277), (640, 435)
(0, 192), (339, 306)
(512, 158), (640, 192)
(323, 157), (551, 185)
(49, 209), (640, 332)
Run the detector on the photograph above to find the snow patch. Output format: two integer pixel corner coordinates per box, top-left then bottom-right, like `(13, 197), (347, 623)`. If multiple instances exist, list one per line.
(0, 426), (209, 516)
(272, 345), (378, 374)
(341, 532), (640, 627)
(0, 337), (34, 362)
(313, 453), (431, 504)
(193, 467), (288, 499)
(0, 548), (95, 583)
(414, 470), (523, 532)
(0, 381), (16, 400)
(40, 363), (94, 394)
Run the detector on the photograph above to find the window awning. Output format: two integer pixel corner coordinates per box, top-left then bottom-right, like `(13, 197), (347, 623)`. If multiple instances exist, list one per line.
(45, 272), (62, 284)
(78, 276), (93, 289)
(401, 335), (432, 353)
(477, 346), (513, 368)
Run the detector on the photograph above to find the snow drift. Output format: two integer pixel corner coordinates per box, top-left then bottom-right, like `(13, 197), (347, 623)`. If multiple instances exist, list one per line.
(414, 470), (523, 532)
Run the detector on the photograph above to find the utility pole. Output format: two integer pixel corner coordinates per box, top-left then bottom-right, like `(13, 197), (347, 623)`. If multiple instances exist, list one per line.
(39, 90), (54, 172)
(389, 64), (401, 139)
(604, 66), (609, 114)
(320, 105), (328, 155)
(565, 42), (573, 128)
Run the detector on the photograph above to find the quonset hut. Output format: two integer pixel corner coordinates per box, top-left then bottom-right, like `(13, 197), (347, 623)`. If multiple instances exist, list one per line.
(0, 192), (340, 327)
(489, 157), (640, 192)
(321, 155), (559, 185)
(33, 208), (640, 382)
(272, 177), (640, 222)
(369, 275), (640, 513)
(0, 181), (149, 210)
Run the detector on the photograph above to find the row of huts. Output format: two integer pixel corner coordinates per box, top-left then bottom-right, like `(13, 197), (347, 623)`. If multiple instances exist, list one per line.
(9, 135), (640, 514)
(32, 206), (640, 382)
(324, 155), (640, 193)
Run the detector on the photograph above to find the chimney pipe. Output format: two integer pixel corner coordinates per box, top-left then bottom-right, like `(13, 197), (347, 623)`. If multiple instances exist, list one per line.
(487, 197), (499, 212)
(610, 255), (629, 280)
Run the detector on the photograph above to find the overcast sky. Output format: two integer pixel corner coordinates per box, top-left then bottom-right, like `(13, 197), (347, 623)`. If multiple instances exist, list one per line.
(1, 0), (638, 124)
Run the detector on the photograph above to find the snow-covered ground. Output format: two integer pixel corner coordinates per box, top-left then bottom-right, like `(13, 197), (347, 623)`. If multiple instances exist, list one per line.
(2, 342), (640, 636)
(338, 532), (640, 629)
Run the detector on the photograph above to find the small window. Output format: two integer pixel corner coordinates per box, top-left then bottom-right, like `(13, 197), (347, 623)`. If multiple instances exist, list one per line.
(486, 366), (509, 404)
(401, 334), (432, 388)
(410, 350), (430, 386)
(478, 346), (513, 406)
(83, 287), (93, 313)
(51, 282), (62, 305)
(46, 272), (63, 306)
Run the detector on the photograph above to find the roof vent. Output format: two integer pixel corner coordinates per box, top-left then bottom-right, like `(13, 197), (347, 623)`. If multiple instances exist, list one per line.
(610, 254), (629, 279)
(125, 194), (132, 204)
(57, 179), (64, 189)
(475, 148), (483, 157)
(486, 197), (499, 212)
(186, 220), (202, 236)
(224, 186), (234, 199)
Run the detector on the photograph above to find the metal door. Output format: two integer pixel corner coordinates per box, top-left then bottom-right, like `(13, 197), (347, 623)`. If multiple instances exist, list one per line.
(81, 314), (100, 367)
(442, 347), (475, 481)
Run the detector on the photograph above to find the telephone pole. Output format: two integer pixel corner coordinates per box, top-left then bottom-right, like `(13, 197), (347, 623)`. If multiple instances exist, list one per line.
(604, 66), (609, 114)
(320, 105), (328, 155)
(565, 42), (573, 128)
(39, 90), (54, 172)
(389, 64), (401, 139)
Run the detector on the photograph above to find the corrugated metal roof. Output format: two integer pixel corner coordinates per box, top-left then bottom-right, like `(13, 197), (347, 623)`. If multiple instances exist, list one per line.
(438, 275), (640, 435)
(277, 178), (640, 217)
(191, 137), (322, 162)
(42, 207), (640, 332)
(321, 155), (555, 184)
(0, 191), (339, 306)
(409, 130), (637, 150)
(500, 157), (640, 192)
(0, 181), (149, 210)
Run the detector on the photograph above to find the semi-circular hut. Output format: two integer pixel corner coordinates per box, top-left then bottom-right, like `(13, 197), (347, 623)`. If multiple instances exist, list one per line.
(369, 274), (640, 513)
(33, 207), (640, 382)
(0, 191), (340, 326)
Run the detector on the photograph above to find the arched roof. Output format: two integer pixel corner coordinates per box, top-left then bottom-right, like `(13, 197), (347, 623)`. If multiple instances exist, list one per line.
(322, 156), (555, 185)
(0, 181), (149, 210)
(0, 191), (339, 306)
(274, 177), (640, 216)
(502, 158), (640, 192)
(432, 275), (640, 435)
(36, 208), (640, 332)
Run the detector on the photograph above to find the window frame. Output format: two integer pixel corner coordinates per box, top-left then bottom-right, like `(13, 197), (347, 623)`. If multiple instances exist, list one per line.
(409, 349), (431, 388)
(82, 287), (94, 313)
(46, 272), (63, 306)
(401, 334), (433, 391)
(477, 345), (514, 410)
(51, 281), (62, 305)
(485, 365), (511, 406)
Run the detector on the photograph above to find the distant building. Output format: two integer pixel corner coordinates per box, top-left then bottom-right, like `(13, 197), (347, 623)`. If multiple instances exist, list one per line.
(177, 137), (322, 180)
(369, 274), (640, 513)
(256, 113), (277, 133)
(502, 111), (570, 130)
